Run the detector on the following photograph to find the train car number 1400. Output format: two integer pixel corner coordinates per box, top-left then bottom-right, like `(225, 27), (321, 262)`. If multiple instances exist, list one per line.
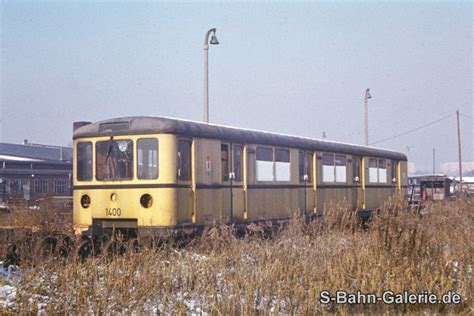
(105, 208), (122, 216)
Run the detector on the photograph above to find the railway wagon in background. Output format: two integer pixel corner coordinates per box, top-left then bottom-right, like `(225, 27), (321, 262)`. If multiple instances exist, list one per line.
(72, 117), (407, 239)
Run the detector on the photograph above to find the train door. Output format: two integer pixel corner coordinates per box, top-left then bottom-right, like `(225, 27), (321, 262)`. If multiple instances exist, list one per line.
(177, 139), (193, 224)
(390, 160), (398, 197)
(352, 156), (363, 210)
(221, 143), (245, 222)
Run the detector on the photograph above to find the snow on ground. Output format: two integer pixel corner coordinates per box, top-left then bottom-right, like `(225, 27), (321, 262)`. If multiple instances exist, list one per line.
(0, 261), (20, 309)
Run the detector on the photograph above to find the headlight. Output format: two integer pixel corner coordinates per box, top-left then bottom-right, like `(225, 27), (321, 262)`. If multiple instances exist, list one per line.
(81, 194), (91, 208)
(140, 194), (153, 208)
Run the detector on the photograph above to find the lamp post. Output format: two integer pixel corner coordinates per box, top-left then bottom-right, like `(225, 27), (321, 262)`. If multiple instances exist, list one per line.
(203, 28), (219, 123)
(364, 88), (372, 146)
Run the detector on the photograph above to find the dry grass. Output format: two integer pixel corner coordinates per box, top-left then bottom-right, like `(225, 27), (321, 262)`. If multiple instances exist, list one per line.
(1, 198), (473, 313)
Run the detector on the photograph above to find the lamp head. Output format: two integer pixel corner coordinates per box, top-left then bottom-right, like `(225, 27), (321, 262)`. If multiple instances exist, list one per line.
(210, 34), (219, 45)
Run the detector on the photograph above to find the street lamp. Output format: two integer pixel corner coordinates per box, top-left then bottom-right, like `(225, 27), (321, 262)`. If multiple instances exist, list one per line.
(203, 28), (219, 123)
(364, 88), (372, 146)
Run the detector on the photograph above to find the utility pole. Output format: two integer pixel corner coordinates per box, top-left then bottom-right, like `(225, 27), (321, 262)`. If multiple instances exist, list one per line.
(203, 28), (219, 123)
(364, 88), (372, 146)
(432, 148), (435, 174)
(456, 110), (463, 192)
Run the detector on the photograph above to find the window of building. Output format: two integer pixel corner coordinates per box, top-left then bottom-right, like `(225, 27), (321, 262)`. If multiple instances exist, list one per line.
(233, 145), (243, 182)
(275, 149), (290, 181)
(256, 147), (274, 181)
(35, 180), (48, 194)
(378, 159), (387, 183)
(77, 142), (92, 181)
(11, 180), (21, 195)
(54, 180), (68, 194)
(299, 151), (313, 183)
(353, 157), (361, 182)
(322, 154), (335, 182)
(137, 139), (159, 180)
(221, 144), (229, 181)
(96, 140), (133, 181)
(177, 140), (192, 181)
(1, 180), (9, 194)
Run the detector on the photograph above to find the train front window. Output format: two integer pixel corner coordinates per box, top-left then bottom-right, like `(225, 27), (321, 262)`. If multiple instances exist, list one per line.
(96, 140), (133, 181)
(137, 139), (159, 180)
(77, 142), (92, 181)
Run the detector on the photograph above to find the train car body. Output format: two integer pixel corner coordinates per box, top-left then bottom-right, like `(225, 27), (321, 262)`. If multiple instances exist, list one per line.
(72, 117), (407, 238)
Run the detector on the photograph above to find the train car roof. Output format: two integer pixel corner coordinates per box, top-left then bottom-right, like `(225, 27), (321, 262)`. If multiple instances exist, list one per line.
(73, 116), (407, 160)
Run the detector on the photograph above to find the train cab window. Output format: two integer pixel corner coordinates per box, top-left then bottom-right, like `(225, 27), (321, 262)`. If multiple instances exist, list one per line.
(335, 155), (347, 183)
(369, 158), (378, 183)
(77, 142), (92, 181)
(96, 140), (133, 181)
(177, 140), (192, 181)
(233, 145), (243, 182)
(322, 154), (335, 182)
(353, 157), (361, 182)
(299, 151), (313, 183)
(275, 149), (290, 181)
(378, 159), (387, 183)
(137, 139), (159, 180)
(221, 144), (229, 181)
(256, 147), (274, 181)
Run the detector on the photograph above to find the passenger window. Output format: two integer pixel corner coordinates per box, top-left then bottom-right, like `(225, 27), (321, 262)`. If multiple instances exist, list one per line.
(137, 139), (158, 179)
(335, 155), (347, 183)
(275, 149), (290, 181)
(306, 153), (313, 183)
(369, 158), (378, 183)
(233, 145), (243, 182)
(322, 154), (335, 182)
(353, 157), (360, 182)
(299, 151), (305, 181)
(77, 142), (92, 181)
(378, 159), (387, 183)
(221, 144), (229, 181)
(177, 140), (192, 181)
(256, 147), (273, 181)
(391, 160), (397, 183)
(299, 151), (313, 183)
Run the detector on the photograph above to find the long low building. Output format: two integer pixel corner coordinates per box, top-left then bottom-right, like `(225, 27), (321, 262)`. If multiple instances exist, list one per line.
(0, 141), (72, 203)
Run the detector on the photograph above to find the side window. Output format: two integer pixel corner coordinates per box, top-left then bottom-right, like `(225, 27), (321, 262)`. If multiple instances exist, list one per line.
(256, 147), (273, 181)
(335, 155), (347, 183)
(35, 180), (48, 194)
(368, 158), (378, 183)
(221, 144), (229, 181)
(299, 152), (313, 183)
(378, 159), (387, 183)
(54, 180), (68, 194)
(233, 145), (243, 182)
(177, 140), (192, 181)
(137, 139), (159, 180)
(275, 149), (290, 181)
(391, 160), (397, 183)
(353, 157), (360, 182)
(322, 154), (335, 182)
(299, 151), (305, 181)
(306, 153), (313, 183)
(77, 142), (92, 181)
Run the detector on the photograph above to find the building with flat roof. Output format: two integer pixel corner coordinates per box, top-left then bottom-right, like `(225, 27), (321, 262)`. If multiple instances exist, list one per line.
(0, 141), (72, 203)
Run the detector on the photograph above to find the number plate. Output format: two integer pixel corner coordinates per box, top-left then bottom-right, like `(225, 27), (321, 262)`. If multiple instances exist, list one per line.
(105, 208), (122, 216)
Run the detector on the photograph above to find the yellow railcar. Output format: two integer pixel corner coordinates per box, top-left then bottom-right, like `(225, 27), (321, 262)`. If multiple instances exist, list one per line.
(73, 117), (407, 239)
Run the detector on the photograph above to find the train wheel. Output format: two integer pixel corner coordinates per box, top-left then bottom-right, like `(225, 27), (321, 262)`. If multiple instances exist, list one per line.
(74, 238), (94, 262)
(100, 238), (115, 256)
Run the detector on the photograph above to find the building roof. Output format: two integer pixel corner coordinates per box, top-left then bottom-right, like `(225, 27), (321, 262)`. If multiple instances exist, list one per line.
(74, 116), (407, 161)
(0, 142), (72, 162)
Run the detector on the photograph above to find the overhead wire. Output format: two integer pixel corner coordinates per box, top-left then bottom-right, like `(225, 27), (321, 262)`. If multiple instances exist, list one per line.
(369, 112), (454, 146)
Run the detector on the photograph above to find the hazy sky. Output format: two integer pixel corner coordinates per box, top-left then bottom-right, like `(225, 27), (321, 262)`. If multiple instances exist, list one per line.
(1, 1), (472, 172)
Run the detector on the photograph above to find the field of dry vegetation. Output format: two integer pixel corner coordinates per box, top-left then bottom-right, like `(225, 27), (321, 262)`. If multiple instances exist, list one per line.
(0, 198), (473, 314)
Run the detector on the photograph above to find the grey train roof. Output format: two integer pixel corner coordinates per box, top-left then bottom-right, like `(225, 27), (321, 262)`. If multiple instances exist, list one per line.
(74, 116), (407, 161)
